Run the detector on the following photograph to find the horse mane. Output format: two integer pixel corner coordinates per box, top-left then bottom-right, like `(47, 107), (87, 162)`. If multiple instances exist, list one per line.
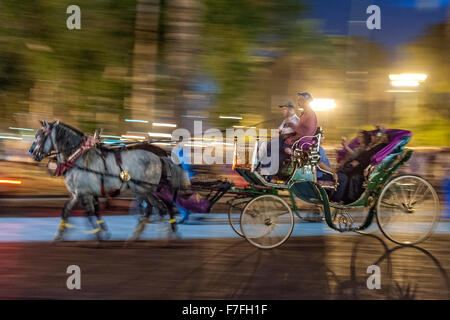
(53, 122), (85, 157)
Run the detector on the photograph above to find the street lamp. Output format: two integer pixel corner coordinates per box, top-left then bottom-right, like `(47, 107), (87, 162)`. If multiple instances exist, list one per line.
(391, 80), (420, 87)
(309, 98), (336, 112)
(389, 74), (427, 81)
(389, 74), (427, 87)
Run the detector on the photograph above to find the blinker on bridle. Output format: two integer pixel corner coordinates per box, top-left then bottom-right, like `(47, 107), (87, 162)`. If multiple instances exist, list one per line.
(35, 124), (60, 159)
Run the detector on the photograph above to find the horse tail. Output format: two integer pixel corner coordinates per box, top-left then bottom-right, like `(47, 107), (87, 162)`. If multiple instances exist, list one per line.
(160, 157), (190, 190)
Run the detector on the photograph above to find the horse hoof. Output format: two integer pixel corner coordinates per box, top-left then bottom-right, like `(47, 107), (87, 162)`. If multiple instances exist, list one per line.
(128, 226), (145, 242)
(127, 234), (140, 242)
(174, 231), (182, 239)
(93, 228), (111, 241)
(167, 229), (181, 240)
(53, 234), (64, 242)
(101, 230), (111, 240)
(127, 219), (149, 241)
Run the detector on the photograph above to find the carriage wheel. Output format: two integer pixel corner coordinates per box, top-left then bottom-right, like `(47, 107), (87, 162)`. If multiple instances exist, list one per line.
(227, 197), (250, 237)
(376, 174), (440, 245)
(241, 195), (294, 249)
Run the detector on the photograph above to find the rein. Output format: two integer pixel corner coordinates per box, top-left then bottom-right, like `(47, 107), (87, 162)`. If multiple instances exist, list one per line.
(69, 163), (159, 189)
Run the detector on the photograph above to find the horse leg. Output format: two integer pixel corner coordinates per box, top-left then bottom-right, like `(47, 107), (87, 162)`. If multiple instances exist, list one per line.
(94, 196), (111, 239)
(80, 195), (104, 240)
(168, 189), (178, 234)
(165, 202), (182, 240)
(54, 195), (78, 241)
(129, 194), (154, 241)
(103, 196), (114, 210)
(145, 188), (179, 238)
(93, 196), (111, 239)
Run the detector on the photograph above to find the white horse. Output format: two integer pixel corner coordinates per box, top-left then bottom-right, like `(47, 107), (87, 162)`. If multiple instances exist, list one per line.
(29, 120), (189, 241)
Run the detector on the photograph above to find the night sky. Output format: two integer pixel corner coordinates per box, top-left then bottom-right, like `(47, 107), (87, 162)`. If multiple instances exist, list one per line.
(304, 0), (448, 51)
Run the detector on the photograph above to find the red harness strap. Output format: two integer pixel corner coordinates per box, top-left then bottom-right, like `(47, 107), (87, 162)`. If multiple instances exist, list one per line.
(54, 135), (100, 177)
(55, 139), (131, 198)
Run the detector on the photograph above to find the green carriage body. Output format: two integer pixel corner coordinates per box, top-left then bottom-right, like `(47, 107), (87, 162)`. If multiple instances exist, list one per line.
(230, 129), (419, 234)
(229, 128), (439, 249)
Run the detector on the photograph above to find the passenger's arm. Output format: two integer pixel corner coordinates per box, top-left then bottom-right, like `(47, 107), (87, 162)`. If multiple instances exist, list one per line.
(318, 162), (338, 181)
(341, 137), (356, 156)
(343, 143), (356, 156)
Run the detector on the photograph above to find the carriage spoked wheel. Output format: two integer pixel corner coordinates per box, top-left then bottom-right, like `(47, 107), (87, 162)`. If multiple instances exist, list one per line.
(227, 197), (250, 237)
(376, 174), (440, 245)
(240, 195), (294, 249)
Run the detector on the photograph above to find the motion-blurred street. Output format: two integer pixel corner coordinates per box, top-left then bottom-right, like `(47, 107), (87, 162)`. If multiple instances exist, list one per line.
(0, 235), (448, 299)
(0, 157), (449, 299)
(0, 189), (448, 299)
(0, 0), (448, 302)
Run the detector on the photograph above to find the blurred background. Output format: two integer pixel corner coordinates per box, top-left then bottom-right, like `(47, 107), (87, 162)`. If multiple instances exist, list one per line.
(0, 0), (448, 202)
(1, 1), (449, 301)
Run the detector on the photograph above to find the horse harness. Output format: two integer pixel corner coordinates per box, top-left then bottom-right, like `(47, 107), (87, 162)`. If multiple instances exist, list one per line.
(53, 139), (170, 197)
(98, 148), (130, 197)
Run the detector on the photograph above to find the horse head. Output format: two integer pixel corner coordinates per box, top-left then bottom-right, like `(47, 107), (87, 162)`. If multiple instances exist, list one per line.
(28, 120), (58, 162)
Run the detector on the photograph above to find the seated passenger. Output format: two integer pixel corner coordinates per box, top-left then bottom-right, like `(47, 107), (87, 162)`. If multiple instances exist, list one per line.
(259, 102), (298, 179)
(338, 130), (372, 168)
(316, 146), (348, 203)
(339, 135), (388, 203)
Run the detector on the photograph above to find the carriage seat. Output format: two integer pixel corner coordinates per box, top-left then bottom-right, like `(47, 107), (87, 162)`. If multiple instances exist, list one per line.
(234, 167), (289, 189)
(314, 126), (323, 136)
(316, 179), (337, 189)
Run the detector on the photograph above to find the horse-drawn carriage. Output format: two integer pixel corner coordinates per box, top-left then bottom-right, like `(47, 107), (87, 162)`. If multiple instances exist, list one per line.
(227, 127), (440, 249)
(28, 121), (440, 247)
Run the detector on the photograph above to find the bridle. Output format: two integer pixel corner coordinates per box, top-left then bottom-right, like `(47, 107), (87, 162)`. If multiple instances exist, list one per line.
(34, 125), (60, 160)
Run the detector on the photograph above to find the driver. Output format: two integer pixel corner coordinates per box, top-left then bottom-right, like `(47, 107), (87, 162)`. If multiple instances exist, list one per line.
(285, 92), (318, 150)
(260, 92), (318, 180)
(279, 92), (318, 168)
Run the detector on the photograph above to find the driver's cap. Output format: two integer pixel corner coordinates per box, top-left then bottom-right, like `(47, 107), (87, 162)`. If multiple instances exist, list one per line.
(297, 92), (313, 100)
(279, 102), (295, 109)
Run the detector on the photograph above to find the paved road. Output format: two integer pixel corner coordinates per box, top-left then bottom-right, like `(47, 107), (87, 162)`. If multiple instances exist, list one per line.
(1, 197), (449, 241)
(0, 234), (448, 299)
(0, 215), (449, 241)
(0, 197), (449, 299)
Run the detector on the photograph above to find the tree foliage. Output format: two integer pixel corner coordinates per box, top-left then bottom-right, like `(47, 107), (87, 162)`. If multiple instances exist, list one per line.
(0, 0), (136, 131)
